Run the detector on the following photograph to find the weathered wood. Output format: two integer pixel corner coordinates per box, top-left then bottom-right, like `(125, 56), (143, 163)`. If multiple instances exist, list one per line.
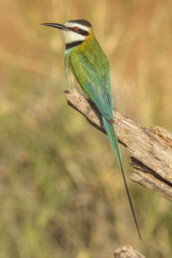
(114, 246), (145, 258)
(64, 89), (172, 201)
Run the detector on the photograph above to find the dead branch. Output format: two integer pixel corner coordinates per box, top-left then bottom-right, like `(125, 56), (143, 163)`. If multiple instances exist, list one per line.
(114, 246), (145, 258)
(64, 89), (172, 201)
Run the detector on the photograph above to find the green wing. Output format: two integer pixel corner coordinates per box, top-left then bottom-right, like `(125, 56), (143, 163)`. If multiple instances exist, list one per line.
(69, 47), (114, 121)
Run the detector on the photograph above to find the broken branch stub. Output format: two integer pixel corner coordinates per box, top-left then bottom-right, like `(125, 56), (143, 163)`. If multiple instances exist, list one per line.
(64, 89), (172, 201)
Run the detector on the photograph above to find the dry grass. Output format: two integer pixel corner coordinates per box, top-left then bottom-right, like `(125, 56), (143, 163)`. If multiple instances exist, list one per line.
(0, 0), (172, 257)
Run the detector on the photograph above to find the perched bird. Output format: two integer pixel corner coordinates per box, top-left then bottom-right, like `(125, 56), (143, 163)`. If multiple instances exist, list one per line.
(42, 19), (141, 240)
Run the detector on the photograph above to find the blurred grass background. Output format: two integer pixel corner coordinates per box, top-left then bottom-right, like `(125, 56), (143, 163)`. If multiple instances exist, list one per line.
(0, 0), (172, 257)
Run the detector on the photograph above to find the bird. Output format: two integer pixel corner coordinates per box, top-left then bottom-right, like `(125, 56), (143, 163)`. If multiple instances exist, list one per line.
(42, 19), (142, 240)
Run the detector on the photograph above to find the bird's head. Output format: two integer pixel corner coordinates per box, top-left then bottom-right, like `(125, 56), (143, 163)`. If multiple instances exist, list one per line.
(42, 19), (94, 49)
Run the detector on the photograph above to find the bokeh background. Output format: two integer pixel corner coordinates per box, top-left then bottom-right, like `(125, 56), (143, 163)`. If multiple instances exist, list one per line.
(0, 0), (172, 257)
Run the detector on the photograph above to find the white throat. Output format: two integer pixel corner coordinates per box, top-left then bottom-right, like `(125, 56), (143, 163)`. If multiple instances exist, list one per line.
(62, 30), (86, 44)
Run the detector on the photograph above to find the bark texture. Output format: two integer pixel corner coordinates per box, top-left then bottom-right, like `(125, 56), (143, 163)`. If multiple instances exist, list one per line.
(114, 246), (145, 258)
(64, 89), (172, 201)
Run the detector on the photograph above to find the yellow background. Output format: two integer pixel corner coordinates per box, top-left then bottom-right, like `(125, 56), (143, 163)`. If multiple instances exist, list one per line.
(0, 0), (172, 257)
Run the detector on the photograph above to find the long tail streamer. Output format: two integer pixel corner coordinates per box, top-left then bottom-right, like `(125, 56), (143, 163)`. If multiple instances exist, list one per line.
(102, 116), (142, 240)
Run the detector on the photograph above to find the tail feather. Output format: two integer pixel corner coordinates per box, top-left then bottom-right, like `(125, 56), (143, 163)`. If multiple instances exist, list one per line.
(102, 116), (142, 240)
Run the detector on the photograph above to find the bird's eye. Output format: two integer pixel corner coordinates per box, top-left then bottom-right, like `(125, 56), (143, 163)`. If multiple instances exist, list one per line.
(73, 27), (79, 31)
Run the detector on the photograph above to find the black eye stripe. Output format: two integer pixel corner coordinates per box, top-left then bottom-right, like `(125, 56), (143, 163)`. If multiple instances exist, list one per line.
(77, 28), (89, 36)
(67, 27), (89, 36)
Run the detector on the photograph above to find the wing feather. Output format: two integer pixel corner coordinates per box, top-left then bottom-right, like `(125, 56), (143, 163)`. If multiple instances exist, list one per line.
(69, 49), (114, 121)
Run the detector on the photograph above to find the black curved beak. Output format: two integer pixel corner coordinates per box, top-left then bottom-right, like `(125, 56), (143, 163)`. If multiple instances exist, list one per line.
(41, 23), (67, 30)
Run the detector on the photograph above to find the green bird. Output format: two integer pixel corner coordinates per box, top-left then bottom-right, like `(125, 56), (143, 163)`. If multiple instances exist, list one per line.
(42, 19), (141, 239)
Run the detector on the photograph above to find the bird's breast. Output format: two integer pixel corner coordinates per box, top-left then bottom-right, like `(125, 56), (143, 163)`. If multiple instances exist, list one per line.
(65, 54), (89, 98)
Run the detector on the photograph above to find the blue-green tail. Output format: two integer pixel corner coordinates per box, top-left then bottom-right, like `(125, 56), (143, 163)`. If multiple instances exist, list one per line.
(102, 116), (142, 240)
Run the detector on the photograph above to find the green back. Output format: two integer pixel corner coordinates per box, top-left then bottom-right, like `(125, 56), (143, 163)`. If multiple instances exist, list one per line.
(65, 38), (114, 121)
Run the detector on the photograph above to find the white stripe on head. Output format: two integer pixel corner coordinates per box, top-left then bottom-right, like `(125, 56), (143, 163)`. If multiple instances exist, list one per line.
(64, 22), (90, 31)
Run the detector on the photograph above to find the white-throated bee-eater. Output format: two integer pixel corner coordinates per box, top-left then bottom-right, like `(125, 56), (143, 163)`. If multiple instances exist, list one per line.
(42, 19), (141, 240)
